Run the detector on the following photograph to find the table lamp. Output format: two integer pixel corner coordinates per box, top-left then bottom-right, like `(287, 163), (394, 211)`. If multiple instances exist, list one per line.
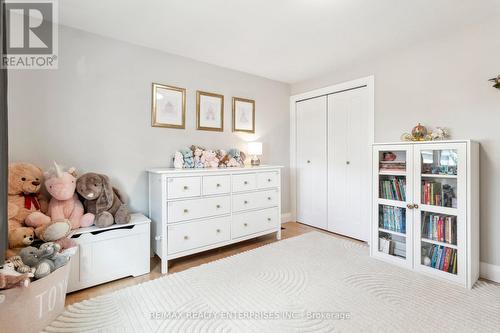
(248, 142), (262, 166)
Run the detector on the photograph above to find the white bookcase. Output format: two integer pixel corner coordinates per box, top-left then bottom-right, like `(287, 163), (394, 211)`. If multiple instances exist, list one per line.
(371, 140), (479, 288)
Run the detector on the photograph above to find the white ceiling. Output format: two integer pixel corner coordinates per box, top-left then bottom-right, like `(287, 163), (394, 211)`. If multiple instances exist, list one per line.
(59, 0), (500, 83)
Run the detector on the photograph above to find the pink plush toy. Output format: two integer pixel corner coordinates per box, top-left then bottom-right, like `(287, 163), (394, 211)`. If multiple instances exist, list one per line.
(45, 162), (95, 230)
(201, 150), (219, 168)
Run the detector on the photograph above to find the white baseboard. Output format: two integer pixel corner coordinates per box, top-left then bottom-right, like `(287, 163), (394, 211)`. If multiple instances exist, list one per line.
(480, 262), (500, 283)
(281, 212), (293, 223)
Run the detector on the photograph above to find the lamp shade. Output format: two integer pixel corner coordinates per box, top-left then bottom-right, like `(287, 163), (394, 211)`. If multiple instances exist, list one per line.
(248, 142), (262, 155)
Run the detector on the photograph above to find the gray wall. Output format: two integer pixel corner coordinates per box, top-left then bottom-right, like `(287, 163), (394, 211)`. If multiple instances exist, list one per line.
(8, 25), (291, 216)
(292, 21), (500, 266)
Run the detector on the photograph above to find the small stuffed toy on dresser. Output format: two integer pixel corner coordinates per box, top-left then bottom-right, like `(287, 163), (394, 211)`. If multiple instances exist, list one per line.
(76, 173), (131, 228)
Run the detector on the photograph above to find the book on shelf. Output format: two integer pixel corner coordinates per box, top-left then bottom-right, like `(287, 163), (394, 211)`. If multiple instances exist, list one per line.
(380, 176), (406, 201)
(380, 205), (406, 233)
(379, 161), (406, 172)
(421, 213), (457, 244)
(422, 180), (456, 208)
(426, 244), (457, 274)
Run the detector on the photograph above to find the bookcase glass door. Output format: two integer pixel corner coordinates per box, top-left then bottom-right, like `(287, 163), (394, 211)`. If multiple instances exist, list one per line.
(414, 143), (466, 282)
(372, 145), (413, 267)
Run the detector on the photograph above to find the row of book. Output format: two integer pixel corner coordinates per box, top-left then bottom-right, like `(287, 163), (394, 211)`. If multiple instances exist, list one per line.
(425, 244), (457, 274)
(380, 206), (406, 233)
(379, 237), (406, 258)
(379, 161), (406, 172)
(380, 176), (406, 201)
(422, 181), (456, 208)
(421, 213), (457, 245)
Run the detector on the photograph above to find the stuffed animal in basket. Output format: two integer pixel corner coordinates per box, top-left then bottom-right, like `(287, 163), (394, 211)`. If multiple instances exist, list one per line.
(76, 173), (131, 228)
(7, 163), (72, 256)
(20, 242), (70, 280)
(7, 227), (35, 258)
(0, 273), (30, 289)
(45, 162), (95, 230)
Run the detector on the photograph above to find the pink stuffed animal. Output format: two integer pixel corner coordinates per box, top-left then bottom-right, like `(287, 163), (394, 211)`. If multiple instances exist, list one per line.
(45, 162), (95, 230)
(201, 150), (219, 168)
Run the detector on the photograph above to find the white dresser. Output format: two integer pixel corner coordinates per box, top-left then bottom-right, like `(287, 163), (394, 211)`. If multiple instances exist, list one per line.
(148, 166), (283, 273)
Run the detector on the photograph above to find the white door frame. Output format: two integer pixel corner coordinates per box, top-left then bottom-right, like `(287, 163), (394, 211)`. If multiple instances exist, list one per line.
(289, 75), (375, 235)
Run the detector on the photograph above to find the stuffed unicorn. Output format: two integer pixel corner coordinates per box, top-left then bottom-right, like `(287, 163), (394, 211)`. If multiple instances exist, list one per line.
(45, 162), (95, 230)
(201, 150), (219, 168)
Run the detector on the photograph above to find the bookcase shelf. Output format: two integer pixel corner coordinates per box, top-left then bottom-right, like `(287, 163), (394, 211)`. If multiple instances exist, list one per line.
(421, 238), (458, 249)
(371, 141), (479, 289)
(379, 228), (406, 238)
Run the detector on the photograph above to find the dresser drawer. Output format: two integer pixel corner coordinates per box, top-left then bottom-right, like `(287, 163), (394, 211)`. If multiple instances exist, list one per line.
(256, 171), (279, 189)
(232, 189), (279, 212)
(168, 216), (231, 254)
(203, 175), (231, 196)
(232, 173), (257, 192)
(168, 196), (230, 222)
(232, 208), (279, 239)
(167, 177), (201, 199)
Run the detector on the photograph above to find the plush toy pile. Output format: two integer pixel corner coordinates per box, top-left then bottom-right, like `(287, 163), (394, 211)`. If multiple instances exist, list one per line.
(173, 145), (247, 169)
(1, 161), (131, 290)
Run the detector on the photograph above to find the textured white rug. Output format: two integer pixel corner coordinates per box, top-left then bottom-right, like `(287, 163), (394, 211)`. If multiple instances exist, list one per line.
(44, 232), (500, 332)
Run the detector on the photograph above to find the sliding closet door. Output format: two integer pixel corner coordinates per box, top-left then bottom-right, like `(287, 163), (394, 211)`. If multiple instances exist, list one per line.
(296, 96), (327, 229)
(328, 87), (370, 241)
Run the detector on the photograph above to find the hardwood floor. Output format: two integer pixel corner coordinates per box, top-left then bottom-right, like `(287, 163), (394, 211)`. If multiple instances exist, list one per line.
(65, 221), (354, 306)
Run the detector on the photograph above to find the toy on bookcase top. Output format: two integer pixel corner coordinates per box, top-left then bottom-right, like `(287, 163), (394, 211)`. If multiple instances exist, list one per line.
(401, 124), (449, 141)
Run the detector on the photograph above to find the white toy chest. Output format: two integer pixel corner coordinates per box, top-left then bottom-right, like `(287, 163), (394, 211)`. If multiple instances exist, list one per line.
(67, 213), (151, 293)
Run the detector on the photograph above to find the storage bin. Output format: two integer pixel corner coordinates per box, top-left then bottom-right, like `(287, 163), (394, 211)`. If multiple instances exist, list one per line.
(67, 213), (150, 293)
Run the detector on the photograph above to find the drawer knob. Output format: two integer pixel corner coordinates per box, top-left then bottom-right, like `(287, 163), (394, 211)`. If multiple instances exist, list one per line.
(184, 235), (189, 240)
(267, 178), (271, 182)
(216, 229), (221, 233)
(216, 183), (221, 187)
(267, 197), (271, 200)
(244, 223), (248, 227)
(183, 186), (189, 190)
(244, 181), (248, 185)
(267, 218), (271, 221)
(244, 200), (248, 204)
(216, 204), (221, 209)
(183, 209), (189, 213)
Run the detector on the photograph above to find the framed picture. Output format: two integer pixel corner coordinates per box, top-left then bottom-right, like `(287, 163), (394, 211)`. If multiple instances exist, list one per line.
(232, 97), (255, 133)
(196, 91), (224, 131)
(151, 83), (186, 129)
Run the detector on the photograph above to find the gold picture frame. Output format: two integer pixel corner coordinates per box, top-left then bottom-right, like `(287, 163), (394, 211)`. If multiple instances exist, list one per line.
(151, 83), (186, 129)
(196, 90), (224, 132)
(232, 97), (255, 133)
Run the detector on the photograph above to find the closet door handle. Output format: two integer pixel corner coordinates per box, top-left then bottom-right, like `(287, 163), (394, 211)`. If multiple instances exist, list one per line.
(413, 204), (419, 209)
(406, 204), (414, 209)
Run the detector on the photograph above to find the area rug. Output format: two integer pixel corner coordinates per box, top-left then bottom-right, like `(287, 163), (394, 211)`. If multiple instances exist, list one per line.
(44, 232), (500, 332)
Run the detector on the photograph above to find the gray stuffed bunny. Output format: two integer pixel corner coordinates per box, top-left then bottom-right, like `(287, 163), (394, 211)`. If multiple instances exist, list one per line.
(20, 242), (70, 279)
(76, 173), (131, 228)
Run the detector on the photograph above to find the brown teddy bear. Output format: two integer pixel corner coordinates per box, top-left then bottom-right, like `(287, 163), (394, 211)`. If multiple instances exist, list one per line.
(7, 163), (72, 251)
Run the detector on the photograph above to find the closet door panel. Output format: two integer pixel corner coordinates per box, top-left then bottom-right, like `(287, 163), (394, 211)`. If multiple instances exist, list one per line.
(328, 87), (370, 241)
(296, 96), (327, 229)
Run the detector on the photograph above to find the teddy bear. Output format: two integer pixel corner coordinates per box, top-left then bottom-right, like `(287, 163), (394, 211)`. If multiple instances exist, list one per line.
(45, 162), (95, 230)
(173, 151), (184, 169)
(201, 150), (219, 168)
(7, 163), (72, 251)
(216, 149), (229, 168)
(180, 148), (195, 168)
(20, 242), (70, 280)
(227, 149), (246, 167)
(76, 172), (131, 228)
(6, 227), (35, 258)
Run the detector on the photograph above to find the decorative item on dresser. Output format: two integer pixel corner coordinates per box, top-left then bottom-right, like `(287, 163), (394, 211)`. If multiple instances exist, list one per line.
(371, 140), (479, 288)
(148, 165), (282, 274)
(248, 142), (263, 166)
